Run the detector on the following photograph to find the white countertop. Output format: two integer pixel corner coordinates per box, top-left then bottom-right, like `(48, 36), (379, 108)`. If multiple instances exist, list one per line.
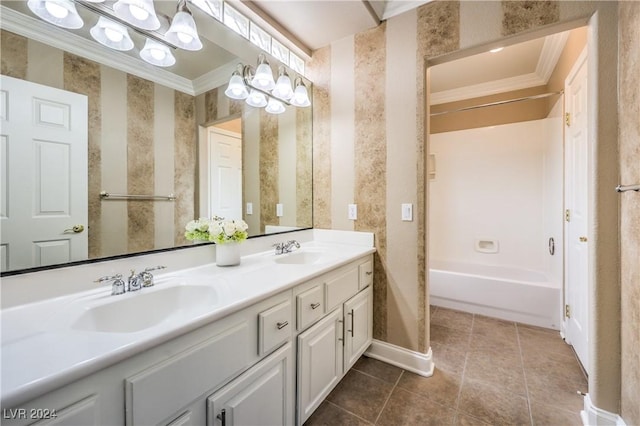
(1, 238), (375, 408)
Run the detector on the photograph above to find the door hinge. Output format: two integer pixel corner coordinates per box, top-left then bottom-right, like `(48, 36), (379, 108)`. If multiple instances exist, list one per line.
(565, 209), (571, 222)
(565, 112), (571, 127)
(565, 304), (571, 318)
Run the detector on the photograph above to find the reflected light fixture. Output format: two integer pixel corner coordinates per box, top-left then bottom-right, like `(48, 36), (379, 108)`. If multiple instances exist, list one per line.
(290, 78), (311, 107)
(90, 17), (134, 51)
(165, 0), (203, 51)
(27, 0), (84, 29)
(224, 58), (311, 114)
(246, 89), (268, 108)
(251, 54), (275, 91)
(140, 38), (176, 67)
(272, 67), (293, 101)
(113, 0), (160, 30)
(265, 97), (286, 114)
(224, 71), (249, 100)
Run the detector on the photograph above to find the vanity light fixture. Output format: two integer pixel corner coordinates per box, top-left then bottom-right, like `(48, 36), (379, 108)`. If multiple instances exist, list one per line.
(113, 0), (160, 30)
(140, 38), (176, 67)
(90, 17), (134, 51)
(224, 58), (310, 114)
(251, 54), (276, 91)
(165, 0), (203, 51)
(27, 0), (84, 29)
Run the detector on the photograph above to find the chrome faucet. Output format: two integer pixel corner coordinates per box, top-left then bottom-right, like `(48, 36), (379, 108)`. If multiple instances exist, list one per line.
(274, 240), (300, 255)
(94, 274), (126, 296)
(96, 266), (167, 296)
(127, 269), (142, 292)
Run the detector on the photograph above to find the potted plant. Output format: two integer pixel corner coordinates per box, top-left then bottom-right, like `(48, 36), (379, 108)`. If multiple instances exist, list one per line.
(185, 216), (249, 266)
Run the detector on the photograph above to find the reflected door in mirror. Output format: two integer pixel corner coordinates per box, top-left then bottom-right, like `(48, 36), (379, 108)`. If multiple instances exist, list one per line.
(208, 127), (242, 220)
(0, 75), (88, 271)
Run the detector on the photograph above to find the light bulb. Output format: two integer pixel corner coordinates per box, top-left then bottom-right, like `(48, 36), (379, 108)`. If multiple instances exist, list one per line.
(177, 32), (193, 44)
(44, 1), (69, 19)
(149, 48), (166, 60)
(129, 4), (149, 21)
(104, 27), (124, 42)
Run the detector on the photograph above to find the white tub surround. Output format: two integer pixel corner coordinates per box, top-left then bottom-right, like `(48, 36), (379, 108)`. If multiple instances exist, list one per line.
(0, 229), (374, 412)
(429, 259), (562, 329)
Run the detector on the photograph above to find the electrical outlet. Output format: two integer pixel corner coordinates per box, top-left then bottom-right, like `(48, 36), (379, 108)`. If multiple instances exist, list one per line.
(246, 202), (253, 215)
(348, 204), (357, 220)
(401, 203), (413, 221)
(276, 203), (284, 217)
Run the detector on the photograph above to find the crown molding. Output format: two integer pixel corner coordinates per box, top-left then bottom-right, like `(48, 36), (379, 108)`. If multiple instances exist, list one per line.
(192, 60), (239, 96)
(431, 31), (569, 105)
(430, 72), (545, 105)
(536, 31), (569, 83)
(381, 0), (433, 21)
(0, 5), (196, 96)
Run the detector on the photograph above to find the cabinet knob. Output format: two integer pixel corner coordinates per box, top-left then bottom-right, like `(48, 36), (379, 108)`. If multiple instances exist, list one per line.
(310, 302), (321, 310)
(276, 321), (289, 330)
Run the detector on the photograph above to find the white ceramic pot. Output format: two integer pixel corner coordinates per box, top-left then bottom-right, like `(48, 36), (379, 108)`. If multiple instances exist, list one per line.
(215, 242), (241, 266)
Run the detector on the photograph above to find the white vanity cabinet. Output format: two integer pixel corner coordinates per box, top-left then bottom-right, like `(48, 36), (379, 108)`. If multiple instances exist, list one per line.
(2, 251), (374, 426)
(297, 256), (374, 424)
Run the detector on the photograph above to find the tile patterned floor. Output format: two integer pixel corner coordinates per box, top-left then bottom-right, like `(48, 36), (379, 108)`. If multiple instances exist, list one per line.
(305, 307), (588, 426)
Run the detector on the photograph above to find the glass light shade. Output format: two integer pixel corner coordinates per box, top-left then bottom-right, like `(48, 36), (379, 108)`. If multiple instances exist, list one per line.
(224, 74), (249, 100)
(140, 39), (176, 67)
(272, 73), (293, 101)
(165, 11), (203, 51)
(90, 17), (134, 51)
(265, 98), (285, 114)
(251, 63), (275, 91)
(246, 89), (267, 108)
(290, 83), (311, 107)
(113, 0), (160, 30)
(27, 0), (83, 29)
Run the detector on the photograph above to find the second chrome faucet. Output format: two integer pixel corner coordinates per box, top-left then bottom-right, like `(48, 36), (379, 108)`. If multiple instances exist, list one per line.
(273, 240), (300, 255)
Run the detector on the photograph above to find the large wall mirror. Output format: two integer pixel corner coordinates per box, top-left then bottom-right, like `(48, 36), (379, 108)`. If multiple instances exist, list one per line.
(0, 1), (313, 274)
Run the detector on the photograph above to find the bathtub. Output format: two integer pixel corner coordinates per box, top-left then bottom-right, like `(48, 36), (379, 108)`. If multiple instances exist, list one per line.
(429, 260), (562, 330)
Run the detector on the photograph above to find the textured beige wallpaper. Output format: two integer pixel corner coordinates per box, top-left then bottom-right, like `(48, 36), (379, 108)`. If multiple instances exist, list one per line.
(618, 2), (640, 424)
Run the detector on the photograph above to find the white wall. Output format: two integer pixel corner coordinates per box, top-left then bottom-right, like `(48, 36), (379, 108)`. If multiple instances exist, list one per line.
(429, 118), (563, 276)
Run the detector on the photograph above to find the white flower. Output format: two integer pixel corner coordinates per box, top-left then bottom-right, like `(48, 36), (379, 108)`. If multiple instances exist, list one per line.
(210, 222), (223, 237)
(223, 221), (237, 237)
(185, 220), (198, 232)
(234, 219), (248, 231)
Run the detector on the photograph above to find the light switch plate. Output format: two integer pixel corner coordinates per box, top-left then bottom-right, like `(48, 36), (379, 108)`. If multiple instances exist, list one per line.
(276, 203), (284, 217)
(348, 204), (357, 220)
(401, 203), (413, 221)
(246, 202), (253, 215)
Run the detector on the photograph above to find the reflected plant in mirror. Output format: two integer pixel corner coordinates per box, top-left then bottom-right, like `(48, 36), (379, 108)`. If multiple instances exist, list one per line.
(0, 1), (313, 274)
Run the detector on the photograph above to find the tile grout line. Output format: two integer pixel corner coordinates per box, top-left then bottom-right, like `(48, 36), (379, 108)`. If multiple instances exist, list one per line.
(323, 400), (375, 425)
(452, 312), (475, 423)
(515, 323), (535, 426)
(372, 370), (403, 425)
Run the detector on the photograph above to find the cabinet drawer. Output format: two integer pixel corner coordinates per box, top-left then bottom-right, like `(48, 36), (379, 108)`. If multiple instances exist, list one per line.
(325, 267), (359, 312)
(126, 321), (252, 426)
(259, 300), (292, 355)
(359, 259), (373, 289)
(296, 285), (324, 331)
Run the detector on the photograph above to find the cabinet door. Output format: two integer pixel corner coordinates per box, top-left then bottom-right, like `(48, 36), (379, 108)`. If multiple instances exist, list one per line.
(297, 307), (344, 424)
(207, 343), (293, 426)
(344, 286), (373, 371)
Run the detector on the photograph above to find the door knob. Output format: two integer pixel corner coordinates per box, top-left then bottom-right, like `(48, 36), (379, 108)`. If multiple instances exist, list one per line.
(64, 225), (85, 234)
(579, 236), (588, 242)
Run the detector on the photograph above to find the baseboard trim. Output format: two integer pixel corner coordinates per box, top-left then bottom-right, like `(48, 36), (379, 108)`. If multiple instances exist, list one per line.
(364, 339), (434, 377)
(581, 393), (627, 426)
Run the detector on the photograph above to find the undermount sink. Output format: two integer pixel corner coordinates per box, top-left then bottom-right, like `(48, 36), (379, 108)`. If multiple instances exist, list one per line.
(72, 285), (218, 333)
(274, 250), (326, 265)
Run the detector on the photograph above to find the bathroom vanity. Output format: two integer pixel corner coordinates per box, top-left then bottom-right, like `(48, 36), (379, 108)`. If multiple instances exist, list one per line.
(0, 232), (375, 426)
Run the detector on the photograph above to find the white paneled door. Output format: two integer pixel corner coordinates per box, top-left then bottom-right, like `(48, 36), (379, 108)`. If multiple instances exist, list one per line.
(563, 49), (589, 374)
(208, 127), (242, 220)
(0, 75), (88, 271)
